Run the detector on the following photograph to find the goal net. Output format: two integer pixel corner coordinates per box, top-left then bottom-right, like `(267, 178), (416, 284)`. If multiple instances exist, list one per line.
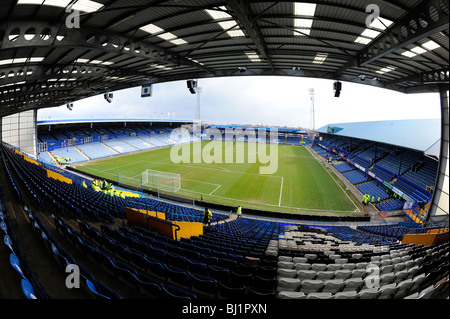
(142, 169), (181, 192)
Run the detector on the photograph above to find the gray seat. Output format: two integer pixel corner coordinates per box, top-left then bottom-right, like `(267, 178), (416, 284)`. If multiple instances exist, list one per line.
(409, 274), (427, 294)
(407, 266), (420, 279)
(393, 262), (406, 273)
(277, 268), (297, 278)
(417, 285), (435, 299)
(380, 272), (396, 286)
(378, 283), (397, 299)
(335, 290), (359, 299)
(292, 257), (307, 263)
(299, 279), (324, 294)
(276, 277), (301, 292)
(322, 279), (345, 294)
(311, 263), (327, 272)
(334, 269), (351, 280)
(342, 278), (365, 292)
(278, 256), (292, 262)
(277, 291), (306, 299)
(304, 254), (317, 261)
(393, 279), (414, 299)
(277, 261), (295, 269)
(380, 259), (392, 267)
(316, 271), (335, 281)
(380, 264), (394, 274)
(334, 258), (348, 264)
(393, 270), (409, 284)
(351, 269), (367, 279)
(306, 292), (333, 299)
(297, 270), (316, 281)
(358, 288), (380, 299)
(342, 263), (356, 270)
(327, 263), (342, 271)
(355, 262), (369, 269)
(294, 263), (311, 270)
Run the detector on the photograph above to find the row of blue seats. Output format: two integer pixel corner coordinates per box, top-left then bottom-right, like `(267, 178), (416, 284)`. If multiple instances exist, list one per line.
(55, 215), (199, 299)
(315, 140), (437, 196)
(375, 199), (405, 212)
(342, 169), (369, 185)
(77, 217), (278, 298)
(334, 162), (355, 173)
(327, 226), (398, 246)
(3, 146), (123, 223)
(127, 197), (228, 223)
(356, 180), (390, 202)
(27, 209), (122, 299)
(357, 223), (444, 241)
(1, 205), (46, 299)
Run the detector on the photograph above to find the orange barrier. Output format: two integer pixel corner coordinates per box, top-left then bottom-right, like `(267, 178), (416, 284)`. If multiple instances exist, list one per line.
(172, 221), (203, 240)
(45, 169), (73, 184)
(125, 207), (165, 225)
(402, 231), (449, 246)
(125, 207), (202, 240)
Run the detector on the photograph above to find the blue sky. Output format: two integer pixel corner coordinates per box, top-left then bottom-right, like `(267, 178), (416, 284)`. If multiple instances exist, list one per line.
(37, 76), (442, 129)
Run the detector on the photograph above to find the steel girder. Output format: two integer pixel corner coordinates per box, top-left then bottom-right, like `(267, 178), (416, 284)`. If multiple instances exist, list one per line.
(357, 0), (449, 67)
(224, 0), (275, 72)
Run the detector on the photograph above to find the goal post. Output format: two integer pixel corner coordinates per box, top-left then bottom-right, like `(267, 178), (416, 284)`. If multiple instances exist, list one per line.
(142, 169), (181, 193)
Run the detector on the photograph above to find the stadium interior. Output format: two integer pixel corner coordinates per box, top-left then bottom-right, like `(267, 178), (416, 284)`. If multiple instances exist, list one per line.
(0, 0), (448, 304)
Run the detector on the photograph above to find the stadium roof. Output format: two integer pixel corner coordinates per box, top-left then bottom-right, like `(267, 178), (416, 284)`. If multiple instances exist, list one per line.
(0, 0), (448, 117)
(37, 118), (192, 125)
(315, 119), (441, 157)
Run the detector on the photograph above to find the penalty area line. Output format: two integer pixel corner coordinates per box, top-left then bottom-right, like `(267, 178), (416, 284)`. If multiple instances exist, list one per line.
(209, 185), (222, 196)
(279, 177), (283, 207)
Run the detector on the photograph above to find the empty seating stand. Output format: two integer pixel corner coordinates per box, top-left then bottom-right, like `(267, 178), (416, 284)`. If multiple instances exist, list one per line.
(275, 225), (449, 299)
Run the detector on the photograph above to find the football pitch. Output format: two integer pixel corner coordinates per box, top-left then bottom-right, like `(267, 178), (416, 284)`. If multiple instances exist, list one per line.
(75, 141), (363, 216)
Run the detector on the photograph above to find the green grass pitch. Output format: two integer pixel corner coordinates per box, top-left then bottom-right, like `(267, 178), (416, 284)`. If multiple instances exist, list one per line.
(75, 141), (363, 216)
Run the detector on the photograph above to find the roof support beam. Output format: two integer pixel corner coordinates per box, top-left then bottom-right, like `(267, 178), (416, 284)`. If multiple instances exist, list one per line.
(224, 0), (275, 72)
(357, 0), (449, 67)
(1, 22), (181, 65)
(385, 67), (449, 86)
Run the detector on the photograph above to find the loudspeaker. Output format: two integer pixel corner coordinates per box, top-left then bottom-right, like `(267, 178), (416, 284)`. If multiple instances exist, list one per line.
(187, 80), (197, 94)
(333, 81), (342, 98)
(104, 93), (113, 103)
(333, 81), (342, 91)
